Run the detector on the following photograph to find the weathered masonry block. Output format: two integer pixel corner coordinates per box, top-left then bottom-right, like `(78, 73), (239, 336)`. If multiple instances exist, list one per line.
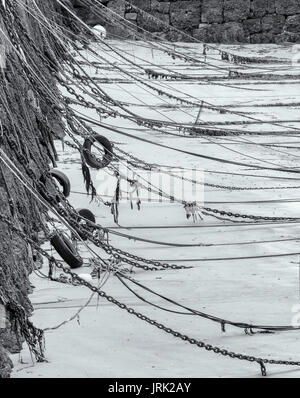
(79, 0), (300, 42)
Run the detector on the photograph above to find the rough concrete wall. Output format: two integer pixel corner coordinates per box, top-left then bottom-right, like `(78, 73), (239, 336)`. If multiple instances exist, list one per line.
(85, 0), (300, 43)
(0, 1), (67, 378)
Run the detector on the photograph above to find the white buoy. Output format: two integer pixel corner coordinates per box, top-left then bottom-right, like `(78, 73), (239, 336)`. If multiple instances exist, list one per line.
(92, 24), (107, 40)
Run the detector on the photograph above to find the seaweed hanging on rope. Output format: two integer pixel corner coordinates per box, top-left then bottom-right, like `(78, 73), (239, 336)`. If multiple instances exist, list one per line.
(6, 300), (46, 363)
(81, 155), (97, 200)
(3, 213), (300, 377)
(110, 174), (121, 224)
(13, 1), (278, 132)
(208, 45), (289, 65)
(81, 0), (276, 70)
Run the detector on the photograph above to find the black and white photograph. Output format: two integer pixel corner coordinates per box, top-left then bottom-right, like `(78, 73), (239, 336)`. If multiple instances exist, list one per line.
(1, 0), (300, 382)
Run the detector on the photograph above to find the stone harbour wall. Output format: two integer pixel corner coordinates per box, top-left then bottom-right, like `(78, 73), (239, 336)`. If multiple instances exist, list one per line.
(0, 0), (70, 378)
(75, 0), (300, 43)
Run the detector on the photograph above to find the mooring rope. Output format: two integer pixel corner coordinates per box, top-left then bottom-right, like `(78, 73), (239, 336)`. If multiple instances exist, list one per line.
(1, 213), (300, 377)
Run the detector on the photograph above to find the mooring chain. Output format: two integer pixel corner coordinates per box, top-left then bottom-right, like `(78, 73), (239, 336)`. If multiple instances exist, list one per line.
(2, 121), (188, 272)
(61, 89), (114, 119)
(58, 202), (189, 271)
(3, 213), (300, 376)
(11, 1), (298, 173)
(5, 2), (59, 76)
(5, 2), (117, 124)
(4, 74), (298, 228)
(8, 0), (298, 142)
(78, 39), (293, 132)
(68, 132), (300, 222)
(1, 8), (64, 117)
(63, 66), (244, 138)
(2, 137), (300, 337)
(57, 126), (300, 223)
(203, 207), (299, 222)
(115, 146), (300, 191)
(2, 4), (300, 376)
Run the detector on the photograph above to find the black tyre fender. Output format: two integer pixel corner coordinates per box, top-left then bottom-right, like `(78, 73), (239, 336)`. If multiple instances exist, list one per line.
(39, 173), (60, 204)
(83, 135), (113, 169)
(75, 208), (96, 241)
(77, 208), (96, 224)
(50, 169), (71, 198)
(50, 233), (83, 269)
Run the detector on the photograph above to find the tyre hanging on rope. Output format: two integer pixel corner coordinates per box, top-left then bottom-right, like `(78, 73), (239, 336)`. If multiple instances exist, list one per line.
(50, 233), (83, 269)
(83, 135), (113, 169)
(49, 169), (71, 198)
(75, 208), (96, 241)
(39, 169), (70, 204)
(77, 208), (96, 224)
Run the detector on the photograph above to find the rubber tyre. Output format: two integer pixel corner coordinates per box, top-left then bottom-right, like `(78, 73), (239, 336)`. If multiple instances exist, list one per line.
(76, 208), (96, 241)
(50, 233), (83, 269)
(83, 135), (113, 169)
(77, 208), (96, 224)
(50, 169), (71, 198)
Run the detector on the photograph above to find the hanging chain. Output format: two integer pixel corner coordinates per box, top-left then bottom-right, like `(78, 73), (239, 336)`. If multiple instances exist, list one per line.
(3, 212), (300, 377)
